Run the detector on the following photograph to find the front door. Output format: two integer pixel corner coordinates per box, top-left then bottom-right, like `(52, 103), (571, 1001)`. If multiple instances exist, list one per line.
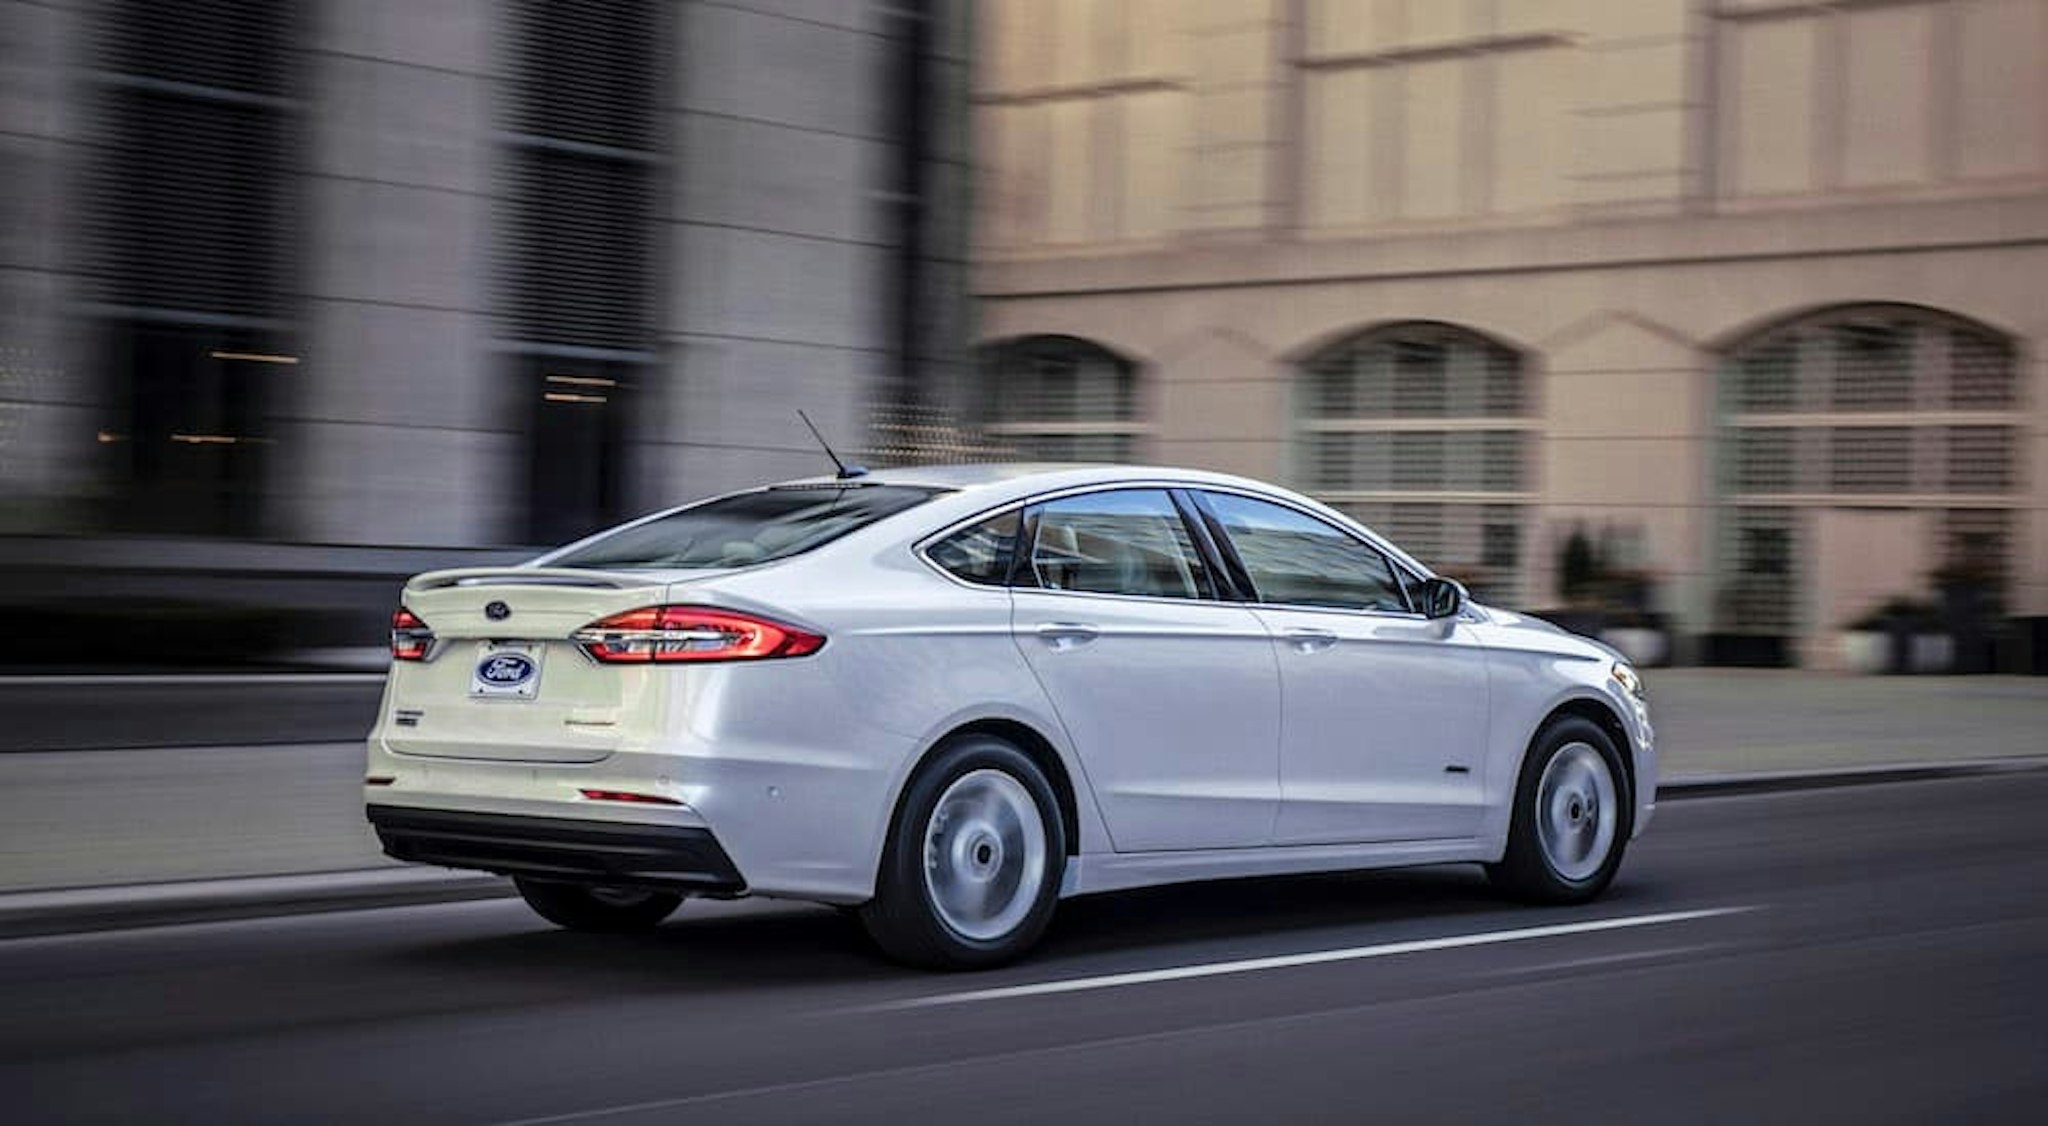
(1010, 488), (1281, 852)
(1196, 490), (1489, 845)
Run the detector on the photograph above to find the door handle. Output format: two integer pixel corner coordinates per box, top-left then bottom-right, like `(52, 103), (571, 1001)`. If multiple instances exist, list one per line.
(1283, 627), (1339, 653)
(1035, 622), (1100, 650)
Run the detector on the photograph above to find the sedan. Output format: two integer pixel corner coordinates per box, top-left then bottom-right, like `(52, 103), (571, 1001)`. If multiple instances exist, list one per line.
(366, 464), (1655, 968)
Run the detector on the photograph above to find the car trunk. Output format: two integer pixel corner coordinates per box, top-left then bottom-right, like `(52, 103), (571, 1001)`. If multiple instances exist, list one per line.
(381, 567), (706, 764)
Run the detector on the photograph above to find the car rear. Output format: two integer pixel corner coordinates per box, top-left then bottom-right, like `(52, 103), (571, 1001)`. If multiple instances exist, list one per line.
(364, 480), (951, 901)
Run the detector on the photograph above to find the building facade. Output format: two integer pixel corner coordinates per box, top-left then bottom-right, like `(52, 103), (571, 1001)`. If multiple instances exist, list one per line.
(0, 0), (973, 550)
(970, 0), (2048, 665)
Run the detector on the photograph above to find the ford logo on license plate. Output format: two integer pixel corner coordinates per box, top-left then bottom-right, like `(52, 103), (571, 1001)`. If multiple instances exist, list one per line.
(477, 653), (536, 687)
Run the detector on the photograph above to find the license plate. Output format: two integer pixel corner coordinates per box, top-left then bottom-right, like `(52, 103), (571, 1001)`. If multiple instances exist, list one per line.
(471, 643), (543, 699)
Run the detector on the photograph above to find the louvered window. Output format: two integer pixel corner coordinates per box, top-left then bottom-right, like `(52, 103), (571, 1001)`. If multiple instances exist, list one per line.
(975, 337), (1143, 463)
(1717, 304), (2023, 632)
(80, 1), (301, 536)
(1299, 323), (1531, 606)
(499, 0), (667, 543)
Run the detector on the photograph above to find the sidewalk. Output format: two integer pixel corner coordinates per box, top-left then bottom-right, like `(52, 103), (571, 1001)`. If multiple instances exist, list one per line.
(4, 670), (2046, 936)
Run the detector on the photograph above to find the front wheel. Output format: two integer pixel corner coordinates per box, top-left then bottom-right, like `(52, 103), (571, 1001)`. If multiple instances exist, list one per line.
(1487, 716), (1630, 903)
(514, 878), (685, 933)
(860, 735), (1066, 970)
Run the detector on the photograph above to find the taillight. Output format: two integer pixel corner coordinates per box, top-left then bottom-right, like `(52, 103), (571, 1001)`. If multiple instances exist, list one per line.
(391, 608), (434, 661)
(572, 606), (825, 664)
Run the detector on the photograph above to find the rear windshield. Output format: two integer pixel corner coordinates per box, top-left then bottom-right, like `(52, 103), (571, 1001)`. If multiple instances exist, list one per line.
(542, 485), (945, 570)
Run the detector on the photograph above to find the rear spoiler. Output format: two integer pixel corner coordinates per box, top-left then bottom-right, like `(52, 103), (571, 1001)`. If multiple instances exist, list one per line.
(405, 567), (657, 592)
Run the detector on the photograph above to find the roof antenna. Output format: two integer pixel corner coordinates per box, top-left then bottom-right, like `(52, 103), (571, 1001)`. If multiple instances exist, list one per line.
(798, 410), (868, 480)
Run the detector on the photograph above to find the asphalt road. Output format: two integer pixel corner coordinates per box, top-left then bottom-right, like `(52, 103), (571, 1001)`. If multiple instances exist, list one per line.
(6, 774), (2046, 1125)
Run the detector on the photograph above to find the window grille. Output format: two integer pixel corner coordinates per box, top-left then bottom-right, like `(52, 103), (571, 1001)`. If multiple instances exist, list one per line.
(975, 337), (1143, 463)
(1718, 305), (2022, 633)
(1298, 323), (1530, 605)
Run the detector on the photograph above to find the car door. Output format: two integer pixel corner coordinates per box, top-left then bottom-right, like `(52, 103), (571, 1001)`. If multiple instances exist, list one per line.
(1194, 490), (1489, 845)
(1010, 487), (1281, 852)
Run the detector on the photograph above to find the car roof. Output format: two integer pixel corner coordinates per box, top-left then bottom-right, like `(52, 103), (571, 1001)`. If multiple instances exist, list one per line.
(776, 462), (1282, 498)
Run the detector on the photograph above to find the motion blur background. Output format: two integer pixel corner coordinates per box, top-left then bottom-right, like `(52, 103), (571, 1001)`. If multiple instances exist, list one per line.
(1, 0), (2044, 673)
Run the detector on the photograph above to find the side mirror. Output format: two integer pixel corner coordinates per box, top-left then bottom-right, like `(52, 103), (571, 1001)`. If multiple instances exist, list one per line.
(1418, 577), (1467, 620)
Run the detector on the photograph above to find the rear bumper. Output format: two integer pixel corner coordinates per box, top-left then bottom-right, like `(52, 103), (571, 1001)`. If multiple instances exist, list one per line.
(367, 806), (747, 894)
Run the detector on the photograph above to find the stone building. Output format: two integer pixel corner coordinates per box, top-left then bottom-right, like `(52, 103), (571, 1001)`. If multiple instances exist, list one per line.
(0, 0), (973, 549)
(969, 0), (2048, 665)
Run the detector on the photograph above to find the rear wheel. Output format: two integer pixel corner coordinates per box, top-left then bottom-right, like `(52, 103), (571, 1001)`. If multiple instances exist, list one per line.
(514, 878), (684, 933)
(1487, 716), (1630, 903)
(860, 735), (1066, 969)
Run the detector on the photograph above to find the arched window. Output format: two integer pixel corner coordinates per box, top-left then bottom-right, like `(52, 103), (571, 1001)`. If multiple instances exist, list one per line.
(975, 336), (1142, 462)
(1296, 322), (1532, 604)
(1717, 304), (2022, 635)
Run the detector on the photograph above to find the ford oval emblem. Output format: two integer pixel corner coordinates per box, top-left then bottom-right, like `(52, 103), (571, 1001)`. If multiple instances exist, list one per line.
(476, 653), (536, 686)
(484, 600), (512, 621)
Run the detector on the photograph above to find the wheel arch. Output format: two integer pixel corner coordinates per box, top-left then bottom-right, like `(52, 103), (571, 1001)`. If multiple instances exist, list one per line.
(892, 718), (1084, 860)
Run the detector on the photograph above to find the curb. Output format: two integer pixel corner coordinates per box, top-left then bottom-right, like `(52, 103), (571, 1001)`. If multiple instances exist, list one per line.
(7, 757), (2047, 939)
(0, 868), (514, 940)
(1657, 755), (2048, 799)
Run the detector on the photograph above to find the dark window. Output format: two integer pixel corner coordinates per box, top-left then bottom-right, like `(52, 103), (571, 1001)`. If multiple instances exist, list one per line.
(545, 485), (944, 568)
(501, 0), (666, 542)
(83, 0), (300, 536)
(1028, 490), (1213, 600)
(928, 511), (1021, 586)
(1203, 492), (1409, 613)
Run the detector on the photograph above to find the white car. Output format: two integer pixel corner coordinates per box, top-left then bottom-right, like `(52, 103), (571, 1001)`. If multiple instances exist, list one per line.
(367, 464), (1655, 968)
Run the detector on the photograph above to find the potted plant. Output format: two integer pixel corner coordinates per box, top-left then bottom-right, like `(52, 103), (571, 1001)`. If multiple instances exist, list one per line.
(1600, 607), (1670, 667)
(1840, 599), (1905, 674)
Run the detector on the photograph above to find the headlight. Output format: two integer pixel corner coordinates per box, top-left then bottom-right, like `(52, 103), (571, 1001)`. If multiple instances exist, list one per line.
(1611, 662), (1646, 701)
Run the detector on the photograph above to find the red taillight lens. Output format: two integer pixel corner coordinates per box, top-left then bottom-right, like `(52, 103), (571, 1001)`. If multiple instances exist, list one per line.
(579, 789), (682, 806)
(391, 608), (433, 662)
(572, 606), (825, 664)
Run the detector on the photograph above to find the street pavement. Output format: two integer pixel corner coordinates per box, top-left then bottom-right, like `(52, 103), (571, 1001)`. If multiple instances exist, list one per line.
(4, 773), (2045, 1124)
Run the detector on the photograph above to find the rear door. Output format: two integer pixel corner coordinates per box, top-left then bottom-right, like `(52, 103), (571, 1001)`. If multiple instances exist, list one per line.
(1193, 491), (1490, 844)
(381, 568), (675, 764)
(1009, 488), (1281, 852)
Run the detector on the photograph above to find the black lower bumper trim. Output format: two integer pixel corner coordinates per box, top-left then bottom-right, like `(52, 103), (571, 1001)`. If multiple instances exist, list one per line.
(366, 806), (746, 893)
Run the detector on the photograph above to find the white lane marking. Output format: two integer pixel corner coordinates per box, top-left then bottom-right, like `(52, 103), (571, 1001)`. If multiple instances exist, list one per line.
(0, 673), (386, 687)
(879, 906), (1755, 1010)
(494, 906), (1758, 1126)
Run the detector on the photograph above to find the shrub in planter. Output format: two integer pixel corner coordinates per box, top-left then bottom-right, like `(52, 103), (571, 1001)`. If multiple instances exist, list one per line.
(1600, 610), (1669, 667)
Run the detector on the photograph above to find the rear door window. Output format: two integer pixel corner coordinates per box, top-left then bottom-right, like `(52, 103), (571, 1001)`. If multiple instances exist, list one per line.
(1027, 489), (1215, 600)
(542, 484), (944, 569)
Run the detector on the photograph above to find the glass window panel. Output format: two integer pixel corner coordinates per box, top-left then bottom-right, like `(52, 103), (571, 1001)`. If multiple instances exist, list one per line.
(1204, 492), (1409, 612)
(1030, 489), (1212, 599)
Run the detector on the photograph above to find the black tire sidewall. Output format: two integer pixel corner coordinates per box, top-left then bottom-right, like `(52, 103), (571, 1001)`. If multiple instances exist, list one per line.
(864, 736), (1067, 969)
(1498, 716), (1631, 902)
(514, 878), (684, 932)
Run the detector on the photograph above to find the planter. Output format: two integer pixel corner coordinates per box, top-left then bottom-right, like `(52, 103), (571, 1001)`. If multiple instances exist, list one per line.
(1910, 633), (1954, 674)
(1601, 627), (1669, 668)
(1839, 630), (1888, 675)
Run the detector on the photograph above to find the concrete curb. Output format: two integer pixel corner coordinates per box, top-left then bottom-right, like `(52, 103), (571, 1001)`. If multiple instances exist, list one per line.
(7, 756), (2047, 939)
(0, 868), (514, 940)
(1658, 755), (2048, 799)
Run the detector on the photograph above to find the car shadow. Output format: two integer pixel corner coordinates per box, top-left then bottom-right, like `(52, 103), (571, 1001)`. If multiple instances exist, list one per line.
(380, 864), (1606, 994)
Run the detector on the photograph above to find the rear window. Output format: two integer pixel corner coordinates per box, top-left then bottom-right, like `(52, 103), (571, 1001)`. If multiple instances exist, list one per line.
(544, 485), (945, 570)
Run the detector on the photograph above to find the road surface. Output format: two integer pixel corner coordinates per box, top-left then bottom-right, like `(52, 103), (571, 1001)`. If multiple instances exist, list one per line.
(5, 772), (2045, 1124)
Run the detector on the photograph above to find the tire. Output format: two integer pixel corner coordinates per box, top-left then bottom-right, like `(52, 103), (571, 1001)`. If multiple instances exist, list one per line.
(1487, 716), (1631, 904)
(860, 735), (1067, 970)
(514, 878), (685, 933)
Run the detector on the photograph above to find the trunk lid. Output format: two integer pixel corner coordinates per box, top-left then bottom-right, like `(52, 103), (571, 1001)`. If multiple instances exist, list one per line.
(381, 567), (710, 763)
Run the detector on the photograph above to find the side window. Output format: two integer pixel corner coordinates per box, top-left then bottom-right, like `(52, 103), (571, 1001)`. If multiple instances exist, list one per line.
(927, 510), (1021, 586)
(1030, 489), (1214, 600)
(1202, 492), (1411, 613)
